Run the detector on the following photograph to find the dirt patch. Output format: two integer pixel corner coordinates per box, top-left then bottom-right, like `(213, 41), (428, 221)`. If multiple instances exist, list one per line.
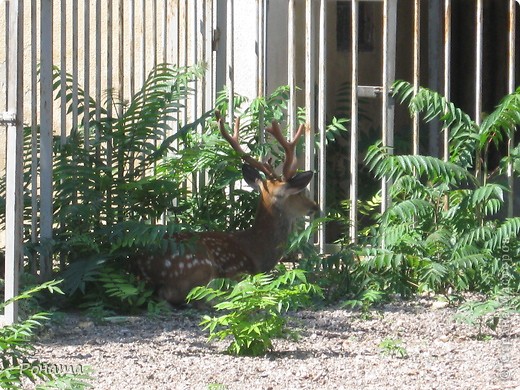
(33, 300), (520, 390)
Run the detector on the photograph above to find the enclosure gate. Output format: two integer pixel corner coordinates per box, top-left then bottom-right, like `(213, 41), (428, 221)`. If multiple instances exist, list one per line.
(1, 0), (520, 324)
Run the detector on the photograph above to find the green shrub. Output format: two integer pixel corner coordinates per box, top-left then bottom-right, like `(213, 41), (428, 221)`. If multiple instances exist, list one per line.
(187, 267), (322, 356)
(352, 81), (520, 297)
(0, 280), (92, 388)
(454, 291), (520, 339)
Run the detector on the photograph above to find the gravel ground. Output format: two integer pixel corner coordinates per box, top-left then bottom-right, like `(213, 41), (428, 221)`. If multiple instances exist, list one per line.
(32, 299), (520, 390)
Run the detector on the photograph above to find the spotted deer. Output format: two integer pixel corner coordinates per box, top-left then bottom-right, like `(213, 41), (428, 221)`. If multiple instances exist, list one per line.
(137, 112), (319, 305)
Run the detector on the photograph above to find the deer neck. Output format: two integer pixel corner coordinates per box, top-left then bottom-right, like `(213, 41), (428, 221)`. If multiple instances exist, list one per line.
(235, 199), (293, 273)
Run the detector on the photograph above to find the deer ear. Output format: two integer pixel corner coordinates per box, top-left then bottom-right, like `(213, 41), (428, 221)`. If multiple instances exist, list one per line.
(242, 164), (263, 191)
(284, 171), (314, 194)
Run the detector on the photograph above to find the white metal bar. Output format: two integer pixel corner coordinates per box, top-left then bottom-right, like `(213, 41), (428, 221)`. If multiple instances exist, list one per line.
(317, 0), (327, 252)
(72, 0), (79, 133)
(226, 0), (234, 125)
(31, 0), (39, 257)
(162, 0), (168, 64)
(95, 0), (102, 143)
(475, 0), (483, 125)
(129, 0), (135, 97)
(107, 0), (113, 131)
(203, 0), (214, 113)
(350, 0), (359, 243)
(84, 0), (91, 149)
(427, 1), (442, 157)
(288, 0), (297, 136)
(412, 0), (420, 156)
(183, 0), (189, 126)
(40, 0), (54, 280)
(4, 0), (23, 324)
(60, 0), (66, 144)
(381, 0), (397, 214)
(443, 0), (451, 162)
(152, 0), (158, 67)
(141, 0), (146, 85)
(507, 0), (516, 217)
(118, 0), (124, 119)
(305, 0), (315, 198)
(256, 0), (266, 144)
(191, 0), (198, 121)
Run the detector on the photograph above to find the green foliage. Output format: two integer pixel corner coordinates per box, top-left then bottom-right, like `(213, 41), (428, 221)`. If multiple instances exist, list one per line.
(0, 280), (93, 389)
(454, 292), (520, 339)
(350, 80), (520, 298)
(187, 267), (322, 356)
(378, 338), (408, 358)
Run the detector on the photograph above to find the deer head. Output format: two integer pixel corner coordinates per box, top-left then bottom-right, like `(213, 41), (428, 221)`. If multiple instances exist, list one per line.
(137, 111), (319, 305)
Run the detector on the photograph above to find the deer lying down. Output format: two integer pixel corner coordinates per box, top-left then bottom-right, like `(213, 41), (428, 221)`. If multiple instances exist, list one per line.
(137, 113), (319, 305)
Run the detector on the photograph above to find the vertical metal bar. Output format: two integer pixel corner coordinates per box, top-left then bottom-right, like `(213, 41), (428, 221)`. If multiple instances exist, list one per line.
(317, 0), (327, 253)
(152, 0), (158, 67)
(288, 0), (297, 136)
(507, 0), (516, 217)
(31, 0), (39, 261)
(118, 0), (124, 119)
(40, 0), (53, 280)
(141, 0), (146, 84)
(72, 0), (79, 132)
(412, 0), (420, 156)
(257, 0), (265, 98)
(227, 0), (234, 125)
(183, 0), (189, 126)
(84, 0), (91, 149)
(381, 0), (397, 214)
(163, 0), (168, 64)
(350, 0), (359, 243)
(427, 1), (442, 157)
(60, 0), (67, 145)
(203, 0), (213, 112)
(475, 0), (483, 125)
(191, 0), (198, 120)
(107, 0), (113, 135)
(4, 0), (23, 324)
(173, 0), (179, 66)
(305, 0), (315, 198)
(129, 0), (135, 97)
(443, 0), (451, 162)
(256, 0), (265, 144)
(95, 0), (102, 144)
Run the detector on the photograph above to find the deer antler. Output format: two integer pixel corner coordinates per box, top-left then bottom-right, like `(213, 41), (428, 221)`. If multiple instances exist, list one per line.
(215, 110), (278, 179)
(266, 121), (305, 179)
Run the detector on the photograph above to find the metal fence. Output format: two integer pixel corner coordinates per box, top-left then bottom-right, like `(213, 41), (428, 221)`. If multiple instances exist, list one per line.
(1, 0), (519, 324)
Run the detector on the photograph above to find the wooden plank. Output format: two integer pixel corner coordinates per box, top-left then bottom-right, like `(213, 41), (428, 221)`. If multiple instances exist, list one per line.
(4, 0), (24, 324)
(39, 0), (53, 280)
